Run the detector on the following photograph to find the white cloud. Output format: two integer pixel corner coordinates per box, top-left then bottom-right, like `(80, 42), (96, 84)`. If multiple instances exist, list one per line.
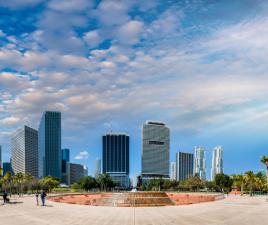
(96, 0), (130, 26)
(75, 151), (89, 160)
(117, 20), (144, 45)
(83, 30), (102, 48)
(0, 117), (20, 125)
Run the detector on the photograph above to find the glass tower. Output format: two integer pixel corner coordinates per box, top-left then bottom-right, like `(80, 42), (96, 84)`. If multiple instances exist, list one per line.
(142, 121), (170, 179)
(38, 111), (61, 179)
(102, 133), (129, 187)
(11, 126), (38, 177)
(194, 146), (206, 180)
(61, 148), (70, 183)
(176, 152), (194, 181)
(211, 146), (223, 181)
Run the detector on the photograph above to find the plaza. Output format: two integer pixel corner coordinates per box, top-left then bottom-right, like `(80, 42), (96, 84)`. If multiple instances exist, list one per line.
(1, 195), (268, 225)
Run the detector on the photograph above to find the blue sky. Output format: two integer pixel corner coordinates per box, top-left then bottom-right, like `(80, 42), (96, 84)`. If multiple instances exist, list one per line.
(1, 0), (268, 180)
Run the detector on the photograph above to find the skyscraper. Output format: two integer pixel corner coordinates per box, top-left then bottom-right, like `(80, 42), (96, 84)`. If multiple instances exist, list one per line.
(66, 162), (85, 185)
(211, 146), (224, 181)
(194, 146), (206, 180)
(11, 126), (38, 177)
(176, 152), (194, 181)
(102, 133), (129, 187)
(94, 158), (101, 178)
(62, 148), (70, 184)
(38, 111), (61, 179)
(3, 162), (12, 176)
(141, 121), (170, 180)
(170, 162), (176, 180)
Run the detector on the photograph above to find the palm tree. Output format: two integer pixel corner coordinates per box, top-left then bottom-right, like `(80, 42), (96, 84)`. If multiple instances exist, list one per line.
(260, 156), (268, 200)
(244, 171), (255, 196)
(14, 173), (25, 196)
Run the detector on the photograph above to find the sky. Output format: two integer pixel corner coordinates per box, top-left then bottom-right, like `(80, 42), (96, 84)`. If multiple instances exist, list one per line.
(0, 0), (268, 180)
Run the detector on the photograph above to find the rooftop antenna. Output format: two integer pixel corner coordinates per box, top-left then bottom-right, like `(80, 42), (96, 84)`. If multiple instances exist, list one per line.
(108, 116), (113, 134)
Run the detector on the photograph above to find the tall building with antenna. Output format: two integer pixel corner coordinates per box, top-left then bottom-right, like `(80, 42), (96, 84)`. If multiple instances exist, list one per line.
(102, 133), (130, 187)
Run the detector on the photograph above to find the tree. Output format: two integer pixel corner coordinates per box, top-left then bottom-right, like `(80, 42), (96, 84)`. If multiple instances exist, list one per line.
(244, 171), (255, 196)
(215, 173), (233, 193)
(39, 176), (60, 192)
(96, 174), (116, 191)
(260, 155), (268, 200)
(184, 175), (204, 191)
(78, 176), (97, 191)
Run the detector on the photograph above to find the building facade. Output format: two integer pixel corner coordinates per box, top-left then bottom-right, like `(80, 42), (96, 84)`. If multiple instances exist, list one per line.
(102, 133), (129, 188)
(11, 126), (38, 177)
(38, 111), (62, 179)
(66, 162), (84, 185)
(176, 152), (194, 181)
(194, 146), (206, 180)
(211, 146), (224, 181)
(170, 162), (176, 180)
(141, 121), (170, 180)
(62, 148), (70, 184)
(3, 162), (12, 176)
(94, 158), (101, 178)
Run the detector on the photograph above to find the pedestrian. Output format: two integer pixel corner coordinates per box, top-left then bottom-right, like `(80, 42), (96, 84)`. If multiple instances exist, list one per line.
(40, 191), (47, 206)
(3, 191), (8, 204)
(35, 192), (39, 206)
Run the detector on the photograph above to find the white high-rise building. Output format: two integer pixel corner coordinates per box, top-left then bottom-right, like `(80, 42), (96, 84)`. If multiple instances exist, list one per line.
(211, 146), (223, 181)
(170, 162), (176, 180)
(194, 146), (206, 180)
(11, 126), (38, 177)
(94, 158), (101, 178)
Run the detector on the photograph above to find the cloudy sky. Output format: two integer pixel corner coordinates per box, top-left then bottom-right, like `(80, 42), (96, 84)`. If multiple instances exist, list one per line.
(1, 0), (268, 179)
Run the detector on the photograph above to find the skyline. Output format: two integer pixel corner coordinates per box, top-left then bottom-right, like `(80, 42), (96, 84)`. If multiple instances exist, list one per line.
(1, 0), (268, 179)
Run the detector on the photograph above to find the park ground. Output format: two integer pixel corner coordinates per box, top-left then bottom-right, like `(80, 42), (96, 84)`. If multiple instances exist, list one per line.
(0, 195), (268, 225)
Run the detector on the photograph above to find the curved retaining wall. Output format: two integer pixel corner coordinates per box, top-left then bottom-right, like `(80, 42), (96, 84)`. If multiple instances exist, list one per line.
(49, 192), (224, 207)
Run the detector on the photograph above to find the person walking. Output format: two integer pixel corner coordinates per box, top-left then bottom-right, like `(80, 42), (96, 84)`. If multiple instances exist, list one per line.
(3, 191), (8, 204)
(40, 191), (47, 206)
(35, 192), (39, 206)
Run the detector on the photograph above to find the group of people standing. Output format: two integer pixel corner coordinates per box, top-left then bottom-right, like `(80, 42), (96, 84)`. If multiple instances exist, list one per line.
(1, 190), (47, 206)
(35, 191), (47, 206)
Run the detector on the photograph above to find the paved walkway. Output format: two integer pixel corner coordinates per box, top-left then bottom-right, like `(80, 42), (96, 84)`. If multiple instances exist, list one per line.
(0, 195), (268, 225)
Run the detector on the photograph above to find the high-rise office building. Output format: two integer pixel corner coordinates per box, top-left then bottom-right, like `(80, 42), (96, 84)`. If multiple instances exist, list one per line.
(62, 148), (70, 184)
(211, 146), (224, 181)
(102, 133), (129, 187)
(83, 165), (88, 177)
(38, 111), (61, 179)
(141, 121), (170, 180)
(94, 158), (101, 178)
(66, 162), (84, 185)
(194, 146), (206, 180)
(176, 152), (194, 181)
(3, 162), (12, 176)
(170, 162), (176, 180)
(11, 126), (38, 177)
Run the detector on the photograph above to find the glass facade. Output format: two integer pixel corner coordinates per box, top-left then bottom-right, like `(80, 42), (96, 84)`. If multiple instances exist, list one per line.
(11, 126), (38, 177)
(176, 152), (194, 181)
(194, 146), (206, 180)
(62, 148), (70, 173)
(38, 111), (61, 179)
(211, 146), (223, 181)
(142, 121), (170, 179)
(3, 162), (12, 175)
(102, 134), (129, 187)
